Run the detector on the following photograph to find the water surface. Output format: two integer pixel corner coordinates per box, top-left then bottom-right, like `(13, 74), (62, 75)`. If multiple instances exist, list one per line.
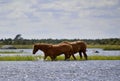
(0, 61), (119, 81)
(0, 48), (120, 56)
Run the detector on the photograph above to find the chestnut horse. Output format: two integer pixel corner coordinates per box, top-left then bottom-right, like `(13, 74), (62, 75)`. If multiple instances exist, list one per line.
(33, 43), (73, 61)
(62, 41), (88, 60)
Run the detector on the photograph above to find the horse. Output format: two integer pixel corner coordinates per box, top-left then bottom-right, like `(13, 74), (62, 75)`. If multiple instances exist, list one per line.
(62, 41), (88, 60)
(33, 43), (73, 61)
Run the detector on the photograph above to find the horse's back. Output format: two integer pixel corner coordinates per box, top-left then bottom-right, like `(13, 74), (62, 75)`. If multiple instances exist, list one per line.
(52, 43), (72, 51)
(62, 41), (87, 52)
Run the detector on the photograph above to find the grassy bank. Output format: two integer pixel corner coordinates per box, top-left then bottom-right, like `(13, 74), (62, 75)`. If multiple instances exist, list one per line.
(0, 51), (22, 54)
(0, 56), (41, 61)
(56, 55), (120, 61)
(13, 45), (33, 49)
(0, 45), (120, 50)
(88, 55), (120, 60)
(87, 45), (120, 50)
(13, 45), (120, 50)
(0, 45), (33, 49)
(0, 55), (120, 61)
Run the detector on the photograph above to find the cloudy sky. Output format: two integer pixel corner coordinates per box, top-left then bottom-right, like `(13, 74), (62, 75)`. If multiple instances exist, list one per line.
(0, 0), (120, 39)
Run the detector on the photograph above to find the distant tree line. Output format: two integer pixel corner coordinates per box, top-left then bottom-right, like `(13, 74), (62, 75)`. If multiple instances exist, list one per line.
(0, 38), (120, 45)
(0, 34), (120, 45)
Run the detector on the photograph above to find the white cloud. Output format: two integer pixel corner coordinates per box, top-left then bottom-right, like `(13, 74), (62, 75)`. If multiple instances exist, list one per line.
(0, 0), (120, 39)
(1, 0), (119, 20)
(39, 0), (119, 11)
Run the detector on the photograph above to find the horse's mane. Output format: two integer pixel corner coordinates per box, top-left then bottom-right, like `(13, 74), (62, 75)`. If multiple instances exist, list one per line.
(35, 43), (52, 46)
(35, 43), (53, 48)
(62, 41), (77, 44)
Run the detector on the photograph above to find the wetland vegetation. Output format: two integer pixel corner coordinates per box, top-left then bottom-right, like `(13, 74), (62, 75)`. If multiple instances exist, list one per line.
(0, 55), (120, 61)
(0, 35), (119, 61)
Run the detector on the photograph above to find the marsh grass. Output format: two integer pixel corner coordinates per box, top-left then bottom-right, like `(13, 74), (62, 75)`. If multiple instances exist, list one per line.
(0, 45), (33, 49)
(103, 46), (120, 50)
(0, 55), (119, 61)
(0, 51), (22, 54)
(88, 45), (120, 50)
(88, 55), (120, 60)
(0, 55), (42, 61)
(13, 45), (120, 50)
(13, 45), (33, 49)
(46, 55), (120, 61)
(1, 45), (119, 50)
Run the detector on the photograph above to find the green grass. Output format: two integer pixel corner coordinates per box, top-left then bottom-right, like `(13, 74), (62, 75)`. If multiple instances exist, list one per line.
(1, 45), (120, 50)
(103, 45), (120, 50)
(88, 55), (120, 60)
(0, 45), (33, 49)
(0, 51), (22, 54)
(0, 55), (119, 61)
(13, 45), (33, 49)
(45, 55), (120, 61)
(0, 55), (42, 61)
(13, 45), (120, 50)
(88, 45), (120, 50)
(58, 55), (120, 60)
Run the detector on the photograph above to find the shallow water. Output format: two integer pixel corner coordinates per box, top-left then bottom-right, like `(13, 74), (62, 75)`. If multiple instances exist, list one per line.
(0, 61), (120, 81)
(0, 48), (120, 56)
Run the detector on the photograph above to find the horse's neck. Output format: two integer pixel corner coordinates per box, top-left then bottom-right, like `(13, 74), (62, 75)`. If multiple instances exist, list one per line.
(38, 45), (51, 52)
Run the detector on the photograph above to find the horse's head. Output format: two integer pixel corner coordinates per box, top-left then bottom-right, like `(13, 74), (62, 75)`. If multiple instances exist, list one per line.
(33, 45), (39, 54)
(33, 43), (53, 54)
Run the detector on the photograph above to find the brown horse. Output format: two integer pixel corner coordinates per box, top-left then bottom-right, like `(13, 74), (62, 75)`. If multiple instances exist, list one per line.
(62, 41), (88, 60)
(33, 43), (73, 61)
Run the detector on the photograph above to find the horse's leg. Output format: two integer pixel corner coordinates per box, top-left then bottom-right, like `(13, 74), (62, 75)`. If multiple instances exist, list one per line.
(70, 51), (76, 60)
(79, 51), (82, 59)
(53, 56), (57, 61)
(50, 56), (56, 61)
(44, 55), (47, 60)
(72, 54), (76, 60)
(64, 54), (70, 61)
(50, 56), (53, 61)
(83, 51), (88, 60)
(64, 54), (68, 60)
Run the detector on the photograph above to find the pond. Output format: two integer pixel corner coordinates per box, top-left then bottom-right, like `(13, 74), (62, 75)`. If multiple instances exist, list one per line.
(87, 48), (120, 56)
(0, 48), (120, 56)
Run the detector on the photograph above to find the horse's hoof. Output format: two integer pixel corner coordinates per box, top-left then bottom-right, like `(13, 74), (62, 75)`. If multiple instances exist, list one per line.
(65, 59), (70, 61)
